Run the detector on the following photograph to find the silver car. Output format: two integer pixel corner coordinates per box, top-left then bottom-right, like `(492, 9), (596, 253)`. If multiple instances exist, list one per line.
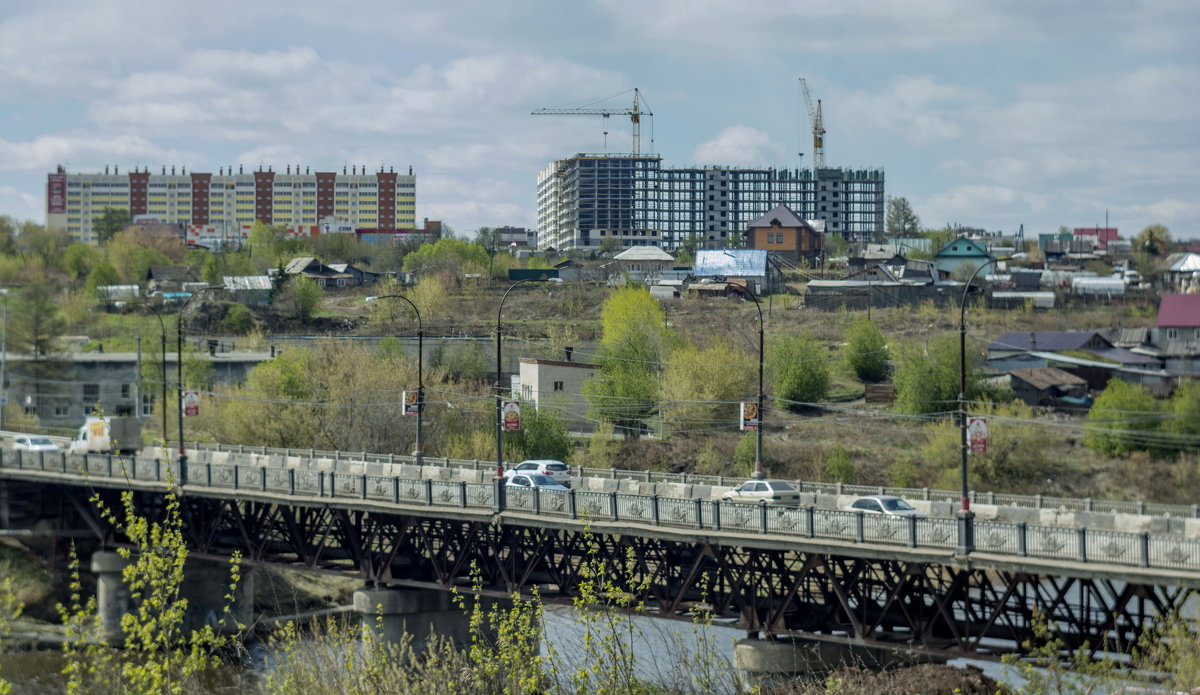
(721, 480), (801, 506)
(12, 435), (60, 453)
(843, 495), (925, 518)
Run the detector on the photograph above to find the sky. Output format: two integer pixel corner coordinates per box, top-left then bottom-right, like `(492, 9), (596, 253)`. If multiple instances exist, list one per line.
(0, 1), (1197, 240)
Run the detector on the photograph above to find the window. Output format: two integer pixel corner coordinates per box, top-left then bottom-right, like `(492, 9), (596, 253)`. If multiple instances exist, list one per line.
(54, 404), (70, 417)
(553, 381), (564, 392)
(121, 384), (131, 399)
(83, 384), (99, 401)
(1167, 328), (1178, 340)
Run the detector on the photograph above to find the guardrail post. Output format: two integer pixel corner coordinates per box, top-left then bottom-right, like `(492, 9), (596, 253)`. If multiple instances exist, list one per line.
(610, 469), (616, 480)
(334, 450), (340, 462)
(569, 490), (578, 520)
(836, 482), (843, 496)
(651, 495), (660, 526)
(106, 455), (113, 478)
(758, 500), (768, 534)
(318, 471), (325, 497)
(907, 516), (917, 548)
(38, 451), (45, 471)
(155, 458), (161, 481)
(1034, 494), (1043, 509)
(360, 474), (367, 500)
(495, 477), (506, 513)
(1018, 522), (1027, 556)
(459, 481), (467, 508)
(609, 492), (618, 521)
(922, 487), (930, 501)
(261, 445), (267, 455)
(1139, 532), (1150, 567)
(233, 465), (240, 490)
(806, 506), (816, 538)
(694, 498), (703, 529)
(1137, 501), (1146, 515)
(1192, 503), (1199, 519)
(205, 462), (212, 488)
(533, 487), (541, 515)
(1077, 527), (1087, 562)
(289, 469), (296, 496)
(956, 511), (975, 555)
(855, 512), (865, 543)
(1084, 498), (1093, 512)
(238, 444), (244, 454)
(424, 479), (433, 506)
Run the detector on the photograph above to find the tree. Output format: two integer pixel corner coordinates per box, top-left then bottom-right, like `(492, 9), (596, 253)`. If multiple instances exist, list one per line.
(886, 196), (921, 238)
(506, 404), (572, 462)
(402, 237), (489, 276)
(278, 276), (324, 322)
(84, 262), (120, 297)
(8, 282), (70, 415)
(92, 207), (131, 243)
(63, 242), (102, 283)
(892, 336), (965, 416)
(767, 332), (829, 409)
(657, 340), (754, 435)
(1165, 381), (1200, 446)
(1085, 379), (1161, 456)
(583, 286), (678, 436)
(843, 317), (889, 382)
(1135, 224), (1172, 256)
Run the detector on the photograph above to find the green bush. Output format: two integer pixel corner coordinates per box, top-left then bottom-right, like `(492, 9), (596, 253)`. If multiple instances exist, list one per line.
(221, 304), (254, 335)
(843, 317), (889, 383)
(824, 445), (855, 483)
(768, 332), (829, 409)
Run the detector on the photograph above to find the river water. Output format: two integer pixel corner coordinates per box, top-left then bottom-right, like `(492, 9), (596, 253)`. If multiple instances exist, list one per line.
(1, 605), (1019, 694)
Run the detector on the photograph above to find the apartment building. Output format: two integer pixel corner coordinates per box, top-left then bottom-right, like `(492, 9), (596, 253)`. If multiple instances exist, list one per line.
(535, 154), (884, 251)
(46, 164), (416, 243)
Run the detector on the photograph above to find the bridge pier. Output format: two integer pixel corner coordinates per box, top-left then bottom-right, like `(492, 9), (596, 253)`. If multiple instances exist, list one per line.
(179, 559), (254, 635)
(733, 637), (940, 688)
(353, 587), (481, 655)
(90, 550), (131, 641)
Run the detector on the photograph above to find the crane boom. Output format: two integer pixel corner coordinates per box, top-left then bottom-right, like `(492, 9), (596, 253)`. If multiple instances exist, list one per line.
(533, 88), (652, 156)
(798, 78), (825, 169)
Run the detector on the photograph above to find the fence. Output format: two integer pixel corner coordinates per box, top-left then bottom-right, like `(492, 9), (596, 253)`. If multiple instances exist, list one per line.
(2, 448), (1198, 573)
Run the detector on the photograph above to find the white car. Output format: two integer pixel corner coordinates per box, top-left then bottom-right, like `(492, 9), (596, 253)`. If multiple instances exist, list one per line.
(843, 495), (925, 518)
(721, 480), (801, 506)
(505, 473), (570, 492)
(505, 460), (572, 487)
(12, 435), (60, 453)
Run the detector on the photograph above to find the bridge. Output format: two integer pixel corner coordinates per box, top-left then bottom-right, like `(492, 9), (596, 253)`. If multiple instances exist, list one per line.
(1, 444), (1197, 667)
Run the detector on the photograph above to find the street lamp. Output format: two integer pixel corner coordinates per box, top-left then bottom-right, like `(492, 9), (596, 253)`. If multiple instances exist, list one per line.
(725, 253), (766, 479)
(371, 294), (424, 464)
(496, 279), (537, 478)
(140, 302), (169, 448)
(0, 288), (8, 431)
(176, 286), (219, 485)
(956, 257), (997, 554)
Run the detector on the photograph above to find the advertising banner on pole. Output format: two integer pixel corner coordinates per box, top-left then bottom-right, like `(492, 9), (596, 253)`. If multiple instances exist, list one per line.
(182, 391), (201, 417)
(502, 401), (522, 430)
(402, 391), (418, 415)
(967, 416), (988, 454)
(739, 401), (759, 430)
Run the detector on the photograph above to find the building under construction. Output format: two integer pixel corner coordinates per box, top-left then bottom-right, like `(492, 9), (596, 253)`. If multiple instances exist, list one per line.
(536, 155), (884, 251)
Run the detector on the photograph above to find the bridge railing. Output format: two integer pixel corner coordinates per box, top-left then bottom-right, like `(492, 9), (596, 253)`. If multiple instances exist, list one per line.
(4, 448), (1200, 574)
(182, 440), (1200, 520)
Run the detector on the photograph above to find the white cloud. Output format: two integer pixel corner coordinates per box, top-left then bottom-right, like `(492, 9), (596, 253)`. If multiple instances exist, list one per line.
(690, 126), (782, 165)
(0, 134), (180, 172)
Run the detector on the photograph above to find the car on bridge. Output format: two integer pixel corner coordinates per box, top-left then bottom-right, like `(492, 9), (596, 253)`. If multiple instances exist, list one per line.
(11, 435), (60, 453)
(505, 460), (572, 487)
(843, 495), (925, 518)
(721, 480), (801, 506)
(505, 473), (570, 491)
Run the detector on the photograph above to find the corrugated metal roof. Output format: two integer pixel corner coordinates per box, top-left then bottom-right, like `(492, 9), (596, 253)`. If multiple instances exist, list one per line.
(1157, 294), (1200, 328)
(694, 249), (768, 277)
(1009, 367), (1087, 390)
(613, 247), (674, 262)
(990, 331), (1107, 352)
(223, 275), (272, 291)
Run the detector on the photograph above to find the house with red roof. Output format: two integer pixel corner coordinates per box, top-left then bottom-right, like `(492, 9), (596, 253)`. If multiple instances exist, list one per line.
(1155, 294), (1200, 375)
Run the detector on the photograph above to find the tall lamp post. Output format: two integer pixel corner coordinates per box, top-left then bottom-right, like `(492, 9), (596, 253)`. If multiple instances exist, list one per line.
(496, 279), (536, 478)
(141, 303), (169, 447)
(956, 257), (996, 554)
(0, 288), (8, 431)
(725, 253), (766, 479)
(176, 286), (219, 485)
(371, 294), (424, 463)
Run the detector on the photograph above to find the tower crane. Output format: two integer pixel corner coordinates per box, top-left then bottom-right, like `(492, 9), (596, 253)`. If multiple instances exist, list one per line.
(798, 77), (825, 169)
(532, 88), (652, 156)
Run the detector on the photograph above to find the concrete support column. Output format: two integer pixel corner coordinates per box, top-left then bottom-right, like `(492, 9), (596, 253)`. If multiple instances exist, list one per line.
(179, 559), (254, 634)
(90, 551), (130, 641)
(353, 587), (475, 655)
(734, 638), (942, 688)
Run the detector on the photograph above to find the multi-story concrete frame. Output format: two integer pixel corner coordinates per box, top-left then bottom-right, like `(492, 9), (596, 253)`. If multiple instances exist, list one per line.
(46, 165), (416, 243)
(536, 154), (884, 250)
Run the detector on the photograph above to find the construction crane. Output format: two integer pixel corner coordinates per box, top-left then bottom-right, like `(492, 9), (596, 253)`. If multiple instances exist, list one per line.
(798, 77), (825, 169)
(532, 88), (652, 156)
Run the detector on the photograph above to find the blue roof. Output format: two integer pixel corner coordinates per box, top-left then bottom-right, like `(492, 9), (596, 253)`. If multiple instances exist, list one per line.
(694, 249), (768, 277)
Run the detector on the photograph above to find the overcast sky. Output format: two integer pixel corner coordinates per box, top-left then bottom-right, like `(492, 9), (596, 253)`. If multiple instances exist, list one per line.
(1, 1), (1196, 240)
